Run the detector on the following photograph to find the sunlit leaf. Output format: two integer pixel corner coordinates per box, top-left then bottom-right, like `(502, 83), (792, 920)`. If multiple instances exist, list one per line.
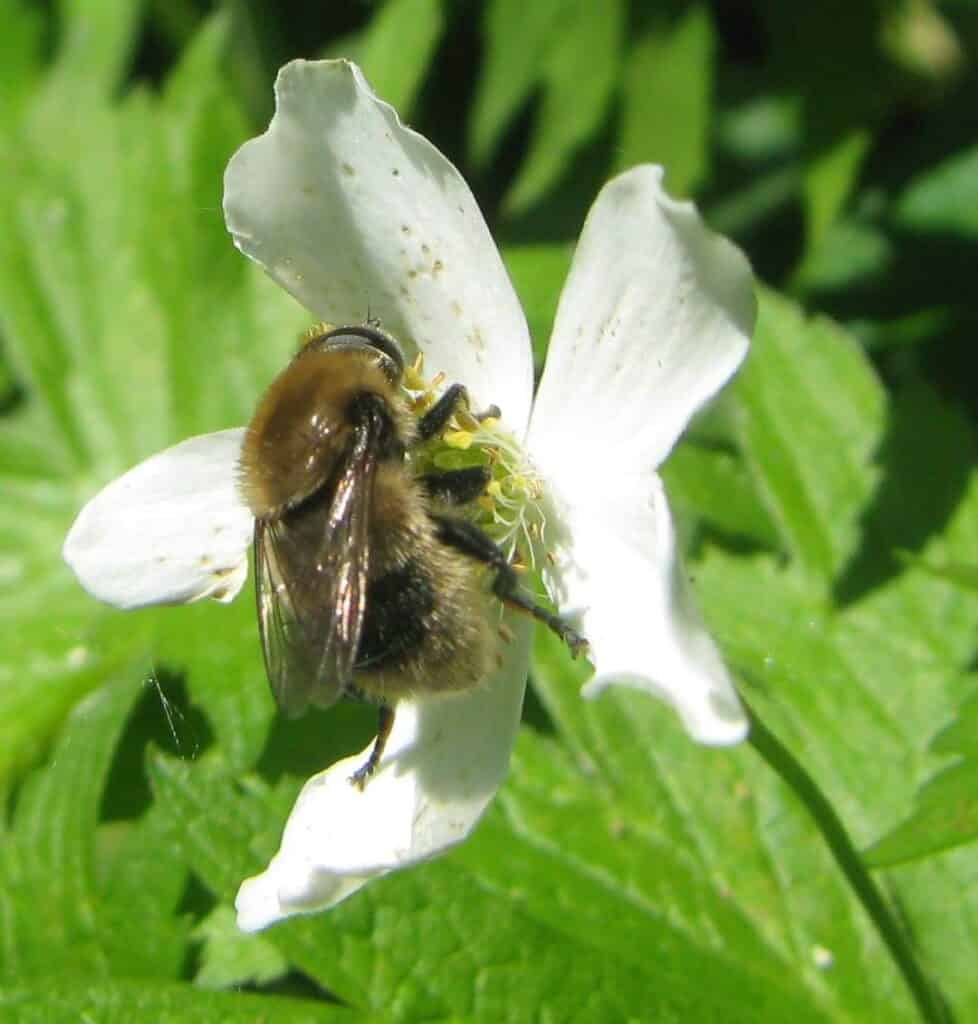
(357, 0), (445, 116)
(617, 3), (714, 197)
(469, 0), (565, 166)
(732, 289), (886, 585)
(0, 977), (359, 1023)
(503, 0), (624, 214)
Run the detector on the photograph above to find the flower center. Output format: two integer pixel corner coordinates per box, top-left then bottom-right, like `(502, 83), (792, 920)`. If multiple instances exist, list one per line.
(404, 354), (549, 572)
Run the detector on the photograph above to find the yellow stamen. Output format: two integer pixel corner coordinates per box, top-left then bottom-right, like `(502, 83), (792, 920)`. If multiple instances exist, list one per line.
(401, 358), (548, 571)
(443, 430), (474, 450)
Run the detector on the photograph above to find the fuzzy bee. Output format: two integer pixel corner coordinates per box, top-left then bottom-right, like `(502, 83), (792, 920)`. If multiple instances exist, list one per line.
(238, 324), (586, 787)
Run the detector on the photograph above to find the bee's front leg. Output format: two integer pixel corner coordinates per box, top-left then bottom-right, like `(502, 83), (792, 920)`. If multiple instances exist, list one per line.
(416, 383), (469, 440)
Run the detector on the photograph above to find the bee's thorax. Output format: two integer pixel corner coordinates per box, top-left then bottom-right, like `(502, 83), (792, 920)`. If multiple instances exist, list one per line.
(238, 349), (413, 519)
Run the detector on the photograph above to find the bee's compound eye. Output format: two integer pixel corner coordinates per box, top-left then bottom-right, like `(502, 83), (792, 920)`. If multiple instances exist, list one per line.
(319, 324), (405, 382)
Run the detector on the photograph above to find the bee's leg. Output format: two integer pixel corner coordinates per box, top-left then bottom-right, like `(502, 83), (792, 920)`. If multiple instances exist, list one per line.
(417, 383), (469, 440)
(349, 702), (396, 791)
(420, 465), (491, 505)
(433, 516), (588, 657)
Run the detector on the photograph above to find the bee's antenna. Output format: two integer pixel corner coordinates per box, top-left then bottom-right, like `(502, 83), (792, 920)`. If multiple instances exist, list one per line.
(365, 299), (382, 329)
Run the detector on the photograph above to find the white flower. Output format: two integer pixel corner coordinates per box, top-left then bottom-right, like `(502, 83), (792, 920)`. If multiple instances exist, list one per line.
(63, 60), (755, 932)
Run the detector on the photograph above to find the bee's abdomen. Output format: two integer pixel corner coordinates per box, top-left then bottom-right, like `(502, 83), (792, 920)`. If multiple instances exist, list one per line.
(356, 561), (435, 670)
(354, 548), (493, 700)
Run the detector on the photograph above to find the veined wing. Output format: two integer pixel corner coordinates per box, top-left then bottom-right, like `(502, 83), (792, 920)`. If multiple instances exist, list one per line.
(254, 423), (377, 717)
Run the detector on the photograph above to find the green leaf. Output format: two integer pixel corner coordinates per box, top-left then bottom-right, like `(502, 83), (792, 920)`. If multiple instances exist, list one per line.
(0, 12), (305, 787)
(617, 3), (715, 197)
(36, 0), (145, 110)
(0, 0), (45, 129)
(895, 143), (978, 240)
(696, 538), (978, 1015)
(0, 977), (359, 1023)
(503, 0), (624, 215)
(732, 289), (887, 585)
(661, 439), (780, 549)
(468, 0), (566, 166)
(194, 905), (289, 989)
(500, 242), (573, 364)
(794, 217), (893, 297)
(800, 129), (870, 254)
(866, 655), (978, 868)
(836, 381), (978, 607)
(528, 630), (923, 1023)
(866, 757), (978, 867)
(153, 598), (277, 776)
(717, 94), (801, 165)
(701, 330), (978, 1015)
(0, 672), (189, 981)
(148, 750), (821, 1022)
(357, 0), (445, 117)
(901, 556), (978, 592)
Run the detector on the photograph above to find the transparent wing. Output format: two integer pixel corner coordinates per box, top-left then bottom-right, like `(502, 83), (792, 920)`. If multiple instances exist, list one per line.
(255, 425), (376, 717)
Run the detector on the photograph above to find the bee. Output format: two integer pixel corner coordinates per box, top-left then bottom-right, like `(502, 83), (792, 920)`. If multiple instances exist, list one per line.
(238, 324), (586, 788)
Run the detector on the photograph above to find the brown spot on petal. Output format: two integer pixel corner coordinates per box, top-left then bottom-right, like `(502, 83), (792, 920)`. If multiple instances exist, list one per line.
(342, 162), (355, 176)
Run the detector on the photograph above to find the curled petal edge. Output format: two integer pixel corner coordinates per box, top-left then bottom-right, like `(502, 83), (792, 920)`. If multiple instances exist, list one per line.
(223, 58), (534, 436)
(529, 163), (755, 480)
(236, 618), (532, 931)
(544, 472), (748, 747)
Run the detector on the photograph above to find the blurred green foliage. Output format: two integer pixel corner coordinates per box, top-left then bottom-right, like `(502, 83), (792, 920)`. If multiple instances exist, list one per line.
(1, 0), (977, 1021)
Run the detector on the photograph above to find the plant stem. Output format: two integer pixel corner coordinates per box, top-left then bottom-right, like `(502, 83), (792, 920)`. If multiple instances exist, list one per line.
(746, 702), (950, 1024)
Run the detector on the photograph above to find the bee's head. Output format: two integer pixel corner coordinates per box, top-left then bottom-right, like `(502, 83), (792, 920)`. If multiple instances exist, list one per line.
(303, 323), (405, 384)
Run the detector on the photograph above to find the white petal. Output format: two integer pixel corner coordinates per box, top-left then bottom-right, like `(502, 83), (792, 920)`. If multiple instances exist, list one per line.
(224, 59), (533, 435)
(527, 165), (755, 479)
(545, 472), (747, 745)
(236, 619), (531, 931)
(63, 430), (253, 609)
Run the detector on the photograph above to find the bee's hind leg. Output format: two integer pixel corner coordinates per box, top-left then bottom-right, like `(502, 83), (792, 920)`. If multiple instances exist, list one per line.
(349, 702), (396, 791)
(432, 516), (588, 657)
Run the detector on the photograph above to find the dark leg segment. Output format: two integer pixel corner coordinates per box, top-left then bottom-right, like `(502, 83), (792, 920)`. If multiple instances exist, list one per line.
(433, 516), (588, 657)
(349, 703), (396, 790)
(417, 383), (468, 440)
(421, 465), (491, 505)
